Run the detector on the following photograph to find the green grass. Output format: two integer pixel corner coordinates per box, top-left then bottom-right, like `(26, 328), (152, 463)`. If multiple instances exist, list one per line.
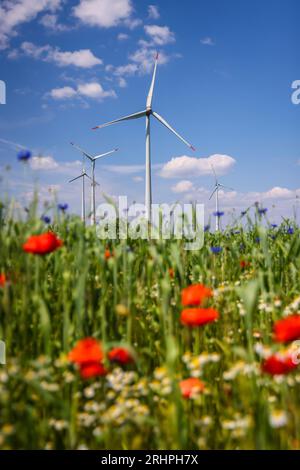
(0, 199), (300, 450)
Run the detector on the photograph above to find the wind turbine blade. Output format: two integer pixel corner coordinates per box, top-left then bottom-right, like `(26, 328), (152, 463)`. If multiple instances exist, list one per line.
(146, 52), (159, 110)
(93, 148), (118, 161)
(92, 110), (147, 130)
(84, 173), (93, 181)
(69, 174), (83, 183)
(218, 184), (235, 191)
(209, 186), (217, 200)
(211, 164), (217, 185)
(70, 142), (94, 161)
(152, 111), (195, 151)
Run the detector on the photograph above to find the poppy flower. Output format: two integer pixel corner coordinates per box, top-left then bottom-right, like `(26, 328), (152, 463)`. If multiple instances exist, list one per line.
(262, 353), (297, 375)
(181, 284), (213, 307)
(79, 362), (107, 379)
(68, 338), (103, 365)
(168, 268), (175, 279)
(273, 315), (300, 343)
(240, 260), (251, 269)
(104, 249), (112, 260)
(69, 338), (107, 379)
(23, 232), (63, 255)
(179, 378), (205, 399)
(0, 273), (7, 287)
(108, 347), (134, 365)
(180, 308), (219, 327)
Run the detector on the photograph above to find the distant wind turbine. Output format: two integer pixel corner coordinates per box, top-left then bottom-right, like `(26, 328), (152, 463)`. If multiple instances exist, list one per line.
(69, 156), (92, 224)
(70, 142), (118, 225)
(92, 53), (195, 221)
(209, 165), (234, 232)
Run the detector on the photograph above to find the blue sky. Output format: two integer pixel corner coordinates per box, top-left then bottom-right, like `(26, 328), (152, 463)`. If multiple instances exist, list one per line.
(0, 0), (299, 224)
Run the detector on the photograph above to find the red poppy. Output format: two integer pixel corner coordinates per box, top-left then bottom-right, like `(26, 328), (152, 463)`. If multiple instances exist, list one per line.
(240, 260), (251, 269)
(68, 337), (103, 365)
(262, 353), (298, 375)
(69, 338), (106, 379)
(79, 362), (107, 379)
(168, 268), (175, 279)
(273, 315), (300, 343)
(179, 378), (205, 398)
(0, 273), (7, 287)
(23, 232), (63, 255)
(181, 284), (213, 307)
(180, 308), (219, 327)
(108, 347), (134, 365)
(104, 249), (112, 260)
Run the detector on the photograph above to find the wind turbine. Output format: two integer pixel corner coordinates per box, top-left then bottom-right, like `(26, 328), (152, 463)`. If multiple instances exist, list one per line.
(92, 53), (195, 222)
(69, 156), (92, 224)
(70, 142), (118, 225)
(209, 165), (234, 232)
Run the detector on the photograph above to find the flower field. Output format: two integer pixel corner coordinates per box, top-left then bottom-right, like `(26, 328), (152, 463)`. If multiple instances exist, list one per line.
(1, 201), (300, 450)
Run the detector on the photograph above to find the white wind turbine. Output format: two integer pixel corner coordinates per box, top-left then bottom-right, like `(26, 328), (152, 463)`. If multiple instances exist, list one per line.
(209, 165), (234, 232)
(69, 156), (92, 224)
(92, 53), (195, 221)
(70, 142), (118, 225)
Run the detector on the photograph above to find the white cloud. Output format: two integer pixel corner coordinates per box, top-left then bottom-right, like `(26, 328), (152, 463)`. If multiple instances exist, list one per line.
(262, 187), (296, 199)
(39, 13), (69, 31)
(77, 82), (116, 99)
(30, 155), (59, 170)
(171, 180), (195, 193)
(117, 32), (129, 41)
(103, 164), (145, 175)
(118, 77), (127, 88)
(160, 154), (236, 179)
(148, 5), (160, 20)
(130, 47), (169, 74)
(20, 41), (102, 68)
(124, 17), (142, 30)
(111, 63), (139, 77)
(200, 37), (215, 46)
(73, 0), (133, 28)
(49, 82), (116, 101)
(50, 86), (77, 99)
(0, 0), (62, 49)
(144, 25), (175, 45)
(133, 176), (143, 182)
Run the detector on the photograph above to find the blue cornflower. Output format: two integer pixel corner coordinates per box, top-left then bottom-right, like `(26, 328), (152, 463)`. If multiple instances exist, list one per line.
(271, 224), (278, 228)
(213, 211), (224, 217)
(41, 215), (51, 224)
(255, 237), (261, 243)
(258, 208), (268, 215)
(58, 203), (68, 212)
(287, 227), (294, 235)
(204, 225), (210, 232)
(17, 149), (32, 161)
(210, 246), (222, 254)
